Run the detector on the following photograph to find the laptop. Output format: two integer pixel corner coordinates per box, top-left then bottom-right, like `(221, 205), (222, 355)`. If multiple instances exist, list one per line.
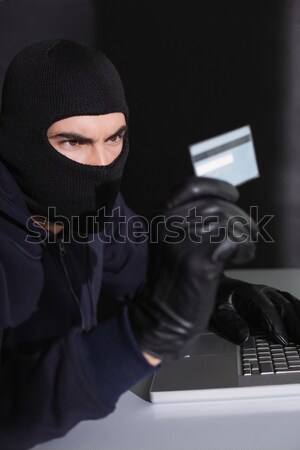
(149, 269), (300, 404)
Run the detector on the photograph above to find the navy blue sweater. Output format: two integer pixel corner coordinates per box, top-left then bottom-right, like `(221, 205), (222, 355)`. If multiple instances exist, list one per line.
(0, 159), (156, 449)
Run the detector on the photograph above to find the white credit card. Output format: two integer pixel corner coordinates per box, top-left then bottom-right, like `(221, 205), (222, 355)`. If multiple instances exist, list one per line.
(188, 125), (259, 186)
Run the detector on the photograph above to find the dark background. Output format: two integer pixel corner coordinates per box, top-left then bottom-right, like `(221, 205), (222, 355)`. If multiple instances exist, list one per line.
(0, 0), (299, 268)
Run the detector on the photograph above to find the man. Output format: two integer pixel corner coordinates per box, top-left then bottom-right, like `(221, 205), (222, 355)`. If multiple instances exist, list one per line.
(0, 39), (299, 449)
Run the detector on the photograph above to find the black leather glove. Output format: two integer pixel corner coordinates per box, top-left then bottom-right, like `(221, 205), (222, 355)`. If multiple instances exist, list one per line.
(129, 177), (257, 361)
(211, 274), (300, 345)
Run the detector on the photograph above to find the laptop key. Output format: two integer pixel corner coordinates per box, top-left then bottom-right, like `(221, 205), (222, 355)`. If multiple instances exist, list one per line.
(242, 349), (257, 356)
(259, 362), (274, 374)
(275, 367), (300, 373)
(274, 364), (288, 370)
(250, 362), (259, 374)
(271, 350), (285, 355)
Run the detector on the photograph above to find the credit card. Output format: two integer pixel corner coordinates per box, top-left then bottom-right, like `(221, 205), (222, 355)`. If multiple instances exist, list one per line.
(189, 125), (259, 186)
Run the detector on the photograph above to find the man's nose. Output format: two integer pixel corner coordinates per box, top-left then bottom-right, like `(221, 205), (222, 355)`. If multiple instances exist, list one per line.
(90, 144), (110, 166)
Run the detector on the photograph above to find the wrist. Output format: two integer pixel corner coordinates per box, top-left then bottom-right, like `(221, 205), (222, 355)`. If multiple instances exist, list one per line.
(142, 351), (162, 366)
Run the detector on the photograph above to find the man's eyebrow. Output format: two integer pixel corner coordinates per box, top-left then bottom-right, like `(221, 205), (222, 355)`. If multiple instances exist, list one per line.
(49, 125), (127, 143)
(105, 125), (127, 141)
(48, 133), (93, 143)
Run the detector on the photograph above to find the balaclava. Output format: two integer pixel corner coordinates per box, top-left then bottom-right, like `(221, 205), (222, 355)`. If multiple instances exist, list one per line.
(0, 39), (129, 232)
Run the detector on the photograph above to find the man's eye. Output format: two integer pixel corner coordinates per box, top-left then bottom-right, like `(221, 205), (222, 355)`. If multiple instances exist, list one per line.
(68, 140), (79, 147)
(109, 136), (121, 143)
(60, 140), (82, 148)
(107, 131), (126, 145)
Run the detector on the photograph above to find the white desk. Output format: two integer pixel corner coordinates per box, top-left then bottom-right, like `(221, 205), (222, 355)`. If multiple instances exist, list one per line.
(33, 269), (300, 450)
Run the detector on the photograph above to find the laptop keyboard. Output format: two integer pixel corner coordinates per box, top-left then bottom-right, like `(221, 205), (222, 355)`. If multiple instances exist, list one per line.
(241, 329), (300, 376)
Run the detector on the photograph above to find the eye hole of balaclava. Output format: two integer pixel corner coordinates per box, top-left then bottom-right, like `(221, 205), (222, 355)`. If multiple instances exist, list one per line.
(0, 39), (129, 235)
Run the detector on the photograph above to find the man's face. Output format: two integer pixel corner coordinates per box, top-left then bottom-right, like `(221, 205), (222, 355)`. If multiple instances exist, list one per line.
(47, 112), (127, 166)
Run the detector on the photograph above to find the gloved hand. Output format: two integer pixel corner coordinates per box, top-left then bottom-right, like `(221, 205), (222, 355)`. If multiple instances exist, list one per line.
(211, 274), (300, 345)
(129, 177), (257, 361)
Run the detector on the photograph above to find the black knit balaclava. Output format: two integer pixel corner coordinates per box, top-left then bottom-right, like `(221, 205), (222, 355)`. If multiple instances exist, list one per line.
(0, 39), (129, 232)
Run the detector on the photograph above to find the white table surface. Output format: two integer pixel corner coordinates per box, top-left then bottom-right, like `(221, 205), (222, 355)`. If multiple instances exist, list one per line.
(32, 269), (300, 450)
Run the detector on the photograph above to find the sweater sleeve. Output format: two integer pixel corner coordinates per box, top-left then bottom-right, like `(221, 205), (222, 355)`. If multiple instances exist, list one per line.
(0, 192), (157, 449)
(0, 309), (156, 450)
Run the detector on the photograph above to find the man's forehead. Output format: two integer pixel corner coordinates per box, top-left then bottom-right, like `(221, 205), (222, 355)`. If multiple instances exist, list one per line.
(48, 113), (126, 133)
